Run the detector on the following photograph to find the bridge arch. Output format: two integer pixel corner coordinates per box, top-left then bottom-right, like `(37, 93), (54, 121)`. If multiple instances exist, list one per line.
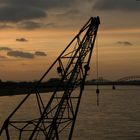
(117, 75), (140, 82)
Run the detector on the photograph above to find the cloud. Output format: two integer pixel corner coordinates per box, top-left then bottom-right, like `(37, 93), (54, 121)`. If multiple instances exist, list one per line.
(0, 46), (47, 59)
(116, 41), (133, 46)
(0, 1), (103, 30)
(0, 55), (6, 59)
(0, 5), (47, 22)
(93, 0), (140, 11)
(7, 50), (35, 59)
(0, 23), (13, 29)
(18, 21), (44, 30)
(56, 9), (80, 18)
(35, 51), (47, 56)
(0, 0), (76, 23)
(6, 50), (47, 59)
(42, 0), (75, 9)
(18, 21), (55, 30)
(16, 38), (28, 42)
(0, 55), (7, 61)
(0, 47), (12, 51)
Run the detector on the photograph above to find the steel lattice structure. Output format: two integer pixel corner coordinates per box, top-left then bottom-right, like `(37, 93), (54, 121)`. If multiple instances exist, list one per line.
(0, 17), (100, 140)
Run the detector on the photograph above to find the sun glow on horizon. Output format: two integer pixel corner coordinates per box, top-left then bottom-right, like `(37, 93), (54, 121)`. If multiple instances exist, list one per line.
(0, 26), (140, 81)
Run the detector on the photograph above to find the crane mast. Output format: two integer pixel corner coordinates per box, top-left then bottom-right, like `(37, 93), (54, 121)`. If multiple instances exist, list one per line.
(0, 17), (100, 140)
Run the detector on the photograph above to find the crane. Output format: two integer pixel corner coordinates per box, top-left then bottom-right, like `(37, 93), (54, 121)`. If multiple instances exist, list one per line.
(0, 16), (100, 140)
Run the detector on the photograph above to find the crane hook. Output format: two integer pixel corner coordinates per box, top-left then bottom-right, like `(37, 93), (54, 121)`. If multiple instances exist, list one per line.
(96, 86), (100, 106)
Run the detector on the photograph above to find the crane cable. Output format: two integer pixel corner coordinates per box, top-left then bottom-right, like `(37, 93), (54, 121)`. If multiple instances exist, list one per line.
(96, 35), (100, 106)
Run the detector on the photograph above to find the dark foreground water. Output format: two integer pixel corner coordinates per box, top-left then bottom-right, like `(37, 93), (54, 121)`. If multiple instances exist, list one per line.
(0, 86), (140, 140)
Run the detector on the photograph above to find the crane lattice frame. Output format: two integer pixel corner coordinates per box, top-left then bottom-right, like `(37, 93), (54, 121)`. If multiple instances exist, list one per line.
(0, 17), (100, 140)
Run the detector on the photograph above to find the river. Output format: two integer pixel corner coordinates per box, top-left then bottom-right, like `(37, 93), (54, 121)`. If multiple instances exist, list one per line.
(0, 86), (140, 140)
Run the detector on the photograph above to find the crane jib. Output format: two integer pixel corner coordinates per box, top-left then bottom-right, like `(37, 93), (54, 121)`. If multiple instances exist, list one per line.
(0, 16), (100, 140)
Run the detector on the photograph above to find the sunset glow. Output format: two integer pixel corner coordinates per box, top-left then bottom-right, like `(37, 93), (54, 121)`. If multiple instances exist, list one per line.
(0, 0), (139, 81)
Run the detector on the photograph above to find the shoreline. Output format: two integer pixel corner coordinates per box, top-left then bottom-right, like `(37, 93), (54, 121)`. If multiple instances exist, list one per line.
(0, 84), (139, 96)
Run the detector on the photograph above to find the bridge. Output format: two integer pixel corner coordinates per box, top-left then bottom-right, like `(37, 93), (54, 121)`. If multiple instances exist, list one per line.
(117, 75), (140, 82)
(86, 75), (140, 85)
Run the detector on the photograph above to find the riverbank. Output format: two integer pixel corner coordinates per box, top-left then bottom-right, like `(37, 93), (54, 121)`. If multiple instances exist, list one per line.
(0, 79), (139, 96)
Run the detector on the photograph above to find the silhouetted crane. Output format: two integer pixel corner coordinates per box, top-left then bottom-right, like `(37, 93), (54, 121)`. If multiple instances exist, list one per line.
(0, 16), (100, 140)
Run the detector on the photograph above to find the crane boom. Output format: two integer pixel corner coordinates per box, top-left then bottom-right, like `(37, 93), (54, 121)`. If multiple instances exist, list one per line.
(0, 17), (100, 140)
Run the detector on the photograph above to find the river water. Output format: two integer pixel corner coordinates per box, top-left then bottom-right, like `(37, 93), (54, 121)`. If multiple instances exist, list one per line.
(0, 86), (140, 140)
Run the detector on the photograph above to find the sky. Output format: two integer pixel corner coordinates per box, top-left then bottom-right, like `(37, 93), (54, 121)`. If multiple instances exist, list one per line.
(0, 0), (140, 81)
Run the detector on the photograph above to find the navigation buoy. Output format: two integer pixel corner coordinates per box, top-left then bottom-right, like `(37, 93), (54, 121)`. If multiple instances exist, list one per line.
(112, 84), (116, 90)
(96, 88), (100, 106)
